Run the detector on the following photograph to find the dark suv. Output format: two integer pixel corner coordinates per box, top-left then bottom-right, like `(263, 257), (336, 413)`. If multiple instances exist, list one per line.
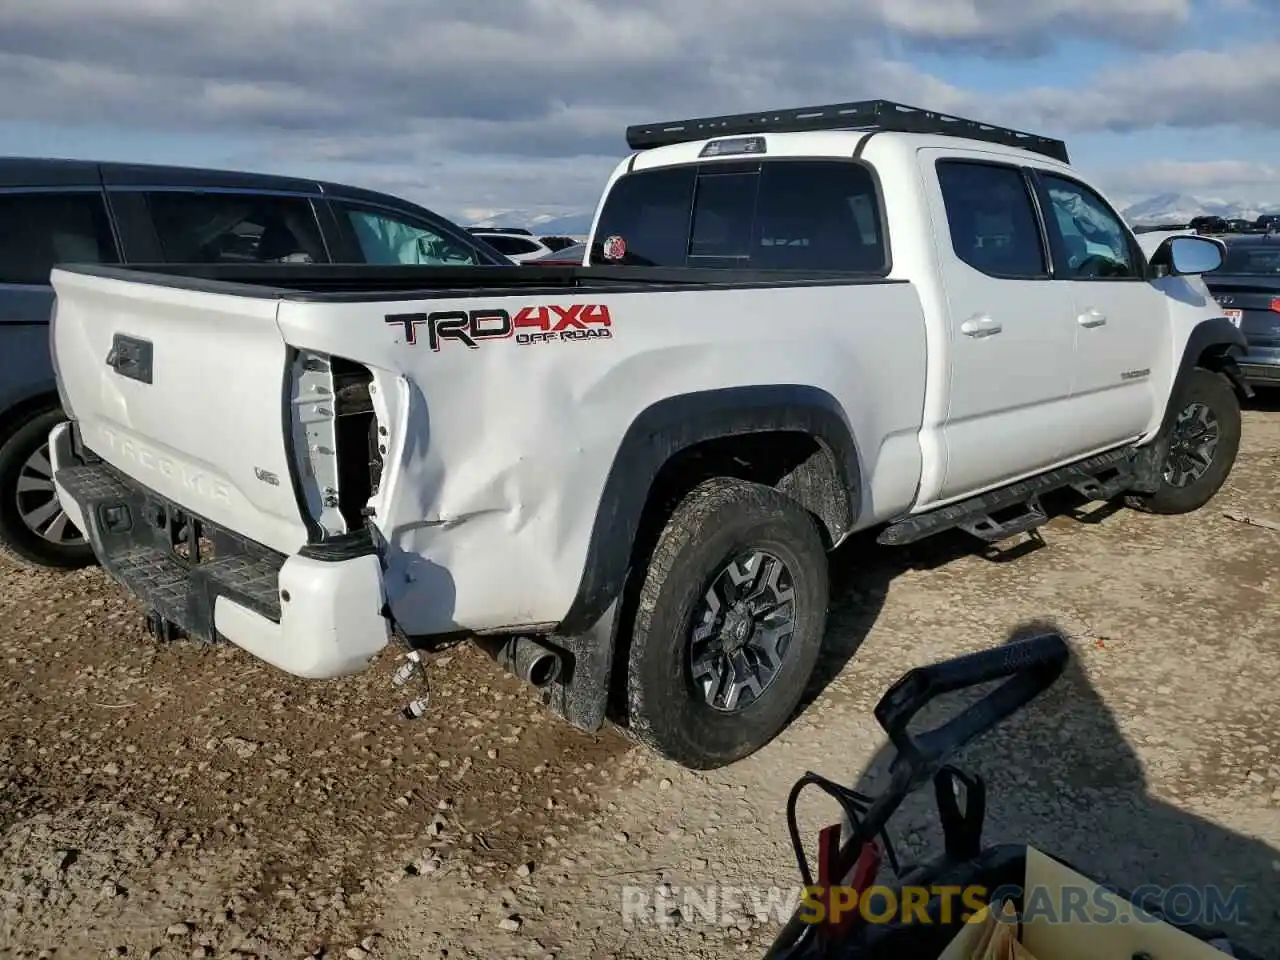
(0, 157), (507, 570)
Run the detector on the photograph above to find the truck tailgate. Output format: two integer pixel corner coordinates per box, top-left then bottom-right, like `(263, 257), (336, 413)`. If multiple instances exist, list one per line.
(50, 269), (309, 555)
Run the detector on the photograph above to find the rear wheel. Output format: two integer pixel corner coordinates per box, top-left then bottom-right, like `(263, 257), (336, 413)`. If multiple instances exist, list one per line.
(0, 407), (94, 570)
(625, 478), (829, 769)
(1128, 368), (1241, 515)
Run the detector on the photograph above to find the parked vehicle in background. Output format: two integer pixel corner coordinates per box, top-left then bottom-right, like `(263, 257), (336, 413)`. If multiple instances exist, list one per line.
(468, 228), (555, 263)
(1224, 218), (1255, 234)
(45, 100), (1248, 768)
(1204, 234), (1280, 388)
(0, 157), (506, 570)
(538, 235), (580, 252)
(1256, 214), (1280, 234)
(467, 226), (533, 236)
(1190, 215), (1229, 235)
(527, 241), (587, 265)
(1135, 227), (1194, 258)
(1133, 222), (1191, 234)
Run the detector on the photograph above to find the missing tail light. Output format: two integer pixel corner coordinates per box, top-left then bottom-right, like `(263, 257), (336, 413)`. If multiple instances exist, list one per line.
(287, 351), (384, 539)
(332, 357), (382, 529)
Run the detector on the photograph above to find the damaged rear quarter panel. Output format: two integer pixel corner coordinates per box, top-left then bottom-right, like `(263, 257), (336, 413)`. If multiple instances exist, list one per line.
(272, 280), (927, 637)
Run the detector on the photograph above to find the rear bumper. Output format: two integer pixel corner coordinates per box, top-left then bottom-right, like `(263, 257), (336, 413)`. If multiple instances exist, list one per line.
(49, 421), (390, 678)
(1237, 349), (1280, 385)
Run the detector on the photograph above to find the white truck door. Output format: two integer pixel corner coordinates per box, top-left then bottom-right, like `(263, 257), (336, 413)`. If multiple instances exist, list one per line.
(1033, 172), (1168, 453)
(924, 154), (1079, 502)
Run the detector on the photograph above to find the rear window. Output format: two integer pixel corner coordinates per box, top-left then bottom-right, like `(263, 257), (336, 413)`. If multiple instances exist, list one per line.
(689, 172), (756, 261)
(591, 166), (696, 267)
(591, 159), (886, 272)
(0, 190), (119, 285)
(1222, 245), (1280, 275)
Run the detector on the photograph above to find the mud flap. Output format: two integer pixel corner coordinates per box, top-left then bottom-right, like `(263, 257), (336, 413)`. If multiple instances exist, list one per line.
(1126, 440), (1169, 494)
(539, 597), (619, 733)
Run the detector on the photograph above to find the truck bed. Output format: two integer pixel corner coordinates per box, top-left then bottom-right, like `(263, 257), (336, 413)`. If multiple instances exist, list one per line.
(49, 259), (928, 642)
(58, 262), (905, 302)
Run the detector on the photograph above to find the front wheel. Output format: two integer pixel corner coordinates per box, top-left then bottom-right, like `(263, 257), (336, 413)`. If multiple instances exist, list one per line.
(625, 478), (829, 769)
(1128, 368), (1242, 515)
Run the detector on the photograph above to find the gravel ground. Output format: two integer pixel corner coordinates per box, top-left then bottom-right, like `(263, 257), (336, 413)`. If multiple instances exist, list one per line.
(1, 399), (1277, 960)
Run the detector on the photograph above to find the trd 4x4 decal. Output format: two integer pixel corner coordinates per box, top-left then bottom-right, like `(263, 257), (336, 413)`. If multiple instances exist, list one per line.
(386, 304), (613, 352)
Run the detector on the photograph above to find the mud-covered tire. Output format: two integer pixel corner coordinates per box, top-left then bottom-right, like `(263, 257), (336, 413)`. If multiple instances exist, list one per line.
(1127, 368), (1241, 516)
(0, 407), (94, 570)
(625, 477), (829, 769)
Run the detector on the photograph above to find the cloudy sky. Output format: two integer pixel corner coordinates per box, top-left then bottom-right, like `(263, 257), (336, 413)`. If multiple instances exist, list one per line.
(1, 0), (1277, 226)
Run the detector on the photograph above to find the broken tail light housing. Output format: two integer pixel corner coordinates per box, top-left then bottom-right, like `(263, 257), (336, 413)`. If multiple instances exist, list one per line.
(286, 350), (383, 540)
(332, 357), (383, 528)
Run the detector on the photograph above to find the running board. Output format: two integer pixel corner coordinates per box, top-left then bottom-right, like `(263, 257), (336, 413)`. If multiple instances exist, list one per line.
(958, 496), (1048, 542)
(879, 447), (1137, 547)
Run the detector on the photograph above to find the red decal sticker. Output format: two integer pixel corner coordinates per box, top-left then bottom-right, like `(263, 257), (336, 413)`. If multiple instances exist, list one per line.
(581, 304), (612, 326)
(513, 306), (549, 331)
(391, 304), (613, 350)
(602, 235), (626, 261)
(549, 304), (585, 330)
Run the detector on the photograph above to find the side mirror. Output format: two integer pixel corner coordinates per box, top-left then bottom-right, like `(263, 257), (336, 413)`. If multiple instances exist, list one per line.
(1151, 234), (1225, 277)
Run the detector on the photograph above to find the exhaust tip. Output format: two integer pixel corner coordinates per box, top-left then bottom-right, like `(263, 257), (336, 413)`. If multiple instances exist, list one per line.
(476, 635), (565, 690)
(526, 651), (562, 688)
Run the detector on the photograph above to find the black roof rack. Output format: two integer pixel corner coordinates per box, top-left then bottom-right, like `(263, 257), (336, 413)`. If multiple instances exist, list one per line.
(624, 98), (1069, 164)
(468, 226), (533, 236)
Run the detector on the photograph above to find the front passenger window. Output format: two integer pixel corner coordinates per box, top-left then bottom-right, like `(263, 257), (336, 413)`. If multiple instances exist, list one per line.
(1039, 175), (1137, 280)
(339, 205), (479, 266)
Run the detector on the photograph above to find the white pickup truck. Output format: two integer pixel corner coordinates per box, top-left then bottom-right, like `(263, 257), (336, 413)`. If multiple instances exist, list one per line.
(47, 100), (1249, 769)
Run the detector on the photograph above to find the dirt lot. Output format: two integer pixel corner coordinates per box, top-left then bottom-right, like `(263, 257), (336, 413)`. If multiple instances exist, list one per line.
(2, 400), (1278, 960)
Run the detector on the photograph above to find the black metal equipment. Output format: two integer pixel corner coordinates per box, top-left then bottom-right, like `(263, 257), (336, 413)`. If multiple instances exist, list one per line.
(624, 98), (1070, 164)
(761, 632), (1262, 960)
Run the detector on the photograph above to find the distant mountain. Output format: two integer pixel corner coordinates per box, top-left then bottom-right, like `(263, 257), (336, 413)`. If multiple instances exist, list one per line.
(463, 209), (593, 237)
(1122, 193), (1280, 226)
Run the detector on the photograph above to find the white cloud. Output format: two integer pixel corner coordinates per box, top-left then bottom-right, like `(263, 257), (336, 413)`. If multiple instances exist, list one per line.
(0, 0), (1213, 139)
(1103, 160), (1280, 195)
(0, 0), (1271, 220)
(866, 0), (1193, 53)
(1000, 43), (1280, 133)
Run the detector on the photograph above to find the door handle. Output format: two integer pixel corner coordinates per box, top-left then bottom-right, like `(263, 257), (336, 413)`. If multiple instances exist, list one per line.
(1077, 309), (1107, 328)
(960, 315), (1002, 338)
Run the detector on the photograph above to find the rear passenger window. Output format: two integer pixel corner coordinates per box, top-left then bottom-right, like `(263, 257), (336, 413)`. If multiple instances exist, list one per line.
(146, 192), (327, 264)
(0, 191), (119, 285)
(936, 161), (1047, 280)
